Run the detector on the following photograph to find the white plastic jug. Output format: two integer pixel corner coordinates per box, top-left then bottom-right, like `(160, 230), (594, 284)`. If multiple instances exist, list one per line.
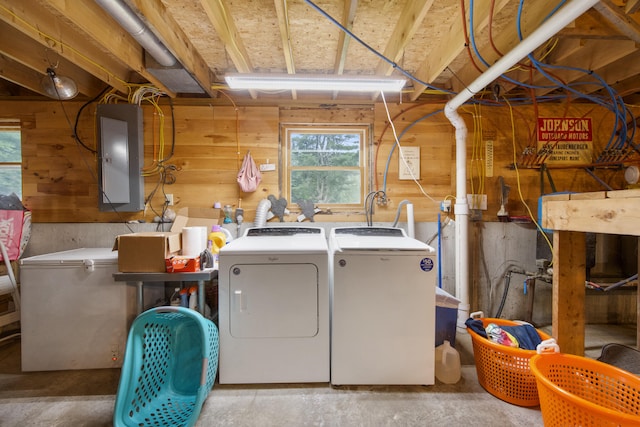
(435, 340), (461, 384)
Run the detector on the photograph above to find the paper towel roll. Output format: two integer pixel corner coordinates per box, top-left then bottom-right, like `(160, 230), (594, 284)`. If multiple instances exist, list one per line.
(182, 226), (207, 257)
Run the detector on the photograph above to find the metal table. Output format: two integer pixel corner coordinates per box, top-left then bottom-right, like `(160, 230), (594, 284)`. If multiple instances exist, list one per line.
(113, 269), (217, 316)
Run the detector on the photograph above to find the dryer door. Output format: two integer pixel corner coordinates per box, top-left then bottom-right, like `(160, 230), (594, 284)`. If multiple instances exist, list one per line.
(229, 263), (319, 338)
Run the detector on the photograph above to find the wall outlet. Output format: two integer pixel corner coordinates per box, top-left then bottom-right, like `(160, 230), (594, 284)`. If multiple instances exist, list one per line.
(259, 163), (276, 172)
(165, 194), (174, 205)
(440, 200), (451, 212)
(467, 194), (487, 210)
(111, 345), (120, 363)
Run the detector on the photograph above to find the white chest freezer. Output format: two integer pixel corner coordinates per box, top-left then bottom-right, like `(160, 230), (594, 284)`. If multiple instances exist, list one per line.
(19, 248), (162, 371)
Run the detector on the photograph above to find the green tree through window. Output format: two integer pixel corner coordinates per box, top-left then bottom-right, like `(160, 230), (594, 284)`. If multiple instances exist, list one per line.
(286, 126), (367, 207)
(0, 125), (22, 199)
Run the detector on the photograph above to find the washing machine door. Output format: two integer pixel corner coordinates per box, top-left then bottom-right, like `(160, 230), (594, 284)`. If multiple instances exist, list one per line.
(229, 263), (319, 338)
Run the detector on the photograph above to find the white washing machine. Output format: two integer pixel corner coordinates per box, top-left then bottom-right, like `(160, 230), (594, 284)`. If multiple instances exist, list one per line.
(329, 226), (437, 385)
(218, 226), (329, 384)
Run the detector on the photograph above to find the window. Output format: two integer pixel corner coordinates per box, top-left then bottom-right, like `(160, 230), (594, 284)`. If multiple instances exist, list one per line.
(284, 125), (368, 208)
(0, 124), (22, 199)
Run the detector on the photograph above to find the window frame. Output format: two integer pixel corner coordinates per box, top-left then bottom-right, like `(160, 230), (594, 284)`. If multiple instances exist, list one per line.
(282, 124), (369, 211)
(0, 122), (22, 199)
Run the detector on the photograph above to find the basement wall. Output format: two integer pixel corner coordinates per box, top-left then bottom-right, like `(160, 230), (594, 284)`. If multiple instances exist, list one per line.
(2, 99), (638, 327)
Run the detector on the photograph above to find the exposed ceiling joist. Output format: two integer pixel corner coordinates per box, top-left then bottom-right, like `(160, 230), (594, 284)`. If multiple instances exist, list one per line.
(408, 0), (511, 100)
(128, 0), (216, 97)
(331, 0), (357, 100)
(274, 0), (297, 99)
(533, 39), (639, 97)
(593, 0), (640, 44)
(0, 1), (638, 105)
(0, 54), (51, 96)
(333, 0), (357, 75)
(450, 0), (565, 96)
(0, 21), (104, 96)
(40, 0), (178, 96)
(200, 0), (257, 98)
(0, 0), (131, 94)
(626, 0), (640, 15)
(375, 0), (435, 77)
(582, 49), (640, 96)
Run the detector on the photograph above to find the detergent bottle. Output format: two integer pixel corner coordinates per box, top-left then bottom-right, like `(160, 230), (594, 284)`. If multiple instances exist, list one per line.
(208, 225), (227, 255)
(188, 285), (198, 310)
(169, 287), (181, 306)
(435, 340), (461, 384)
(179, 288), (189, 308)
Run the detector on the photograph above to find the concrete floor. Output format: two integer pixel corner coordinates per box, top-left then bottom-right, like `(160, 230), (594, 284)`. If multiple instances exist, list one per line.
(0, 324), (636, 427)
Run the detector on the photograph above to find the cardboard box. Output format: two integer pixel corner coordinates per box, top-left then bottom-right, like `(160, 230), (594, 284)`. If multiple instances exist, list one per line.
(113, 207), (221, 273)
(170, 207), (222, 233)
(113, 232), (181, 273)
(165, 256), (201, 273)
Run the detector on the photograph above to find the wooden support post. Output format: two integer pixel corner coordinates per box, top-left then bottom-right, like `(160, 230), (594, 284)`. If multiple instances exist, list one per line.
(552, 230), (586, 355)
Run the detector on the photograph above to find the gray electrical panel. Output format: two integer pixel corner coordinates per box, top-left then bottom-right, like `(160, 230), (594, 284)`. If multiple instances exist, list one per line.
(96, 104), (144, 212)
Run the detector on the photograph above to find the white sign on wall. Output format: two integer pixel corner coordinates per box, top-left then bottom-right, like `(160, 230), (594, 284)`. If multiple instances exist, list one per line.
(399, 146), (420, 180)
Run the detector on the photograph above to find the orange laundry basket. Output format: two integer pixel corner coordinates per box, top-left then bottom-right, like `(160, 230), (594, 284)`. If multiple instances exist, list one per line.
(530, 351), (640, 426)
(466, 316), (551, 407)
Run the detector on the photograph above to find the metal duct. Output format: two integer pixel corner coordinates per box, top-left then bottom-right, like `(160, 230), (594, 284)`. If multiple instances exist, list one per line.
(95, 0), (176, 67)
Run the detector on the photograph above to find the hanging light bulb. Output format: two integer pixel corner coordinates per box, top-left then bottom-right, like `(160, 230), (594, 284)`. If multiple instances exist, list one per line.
(41, 68), (78, 100)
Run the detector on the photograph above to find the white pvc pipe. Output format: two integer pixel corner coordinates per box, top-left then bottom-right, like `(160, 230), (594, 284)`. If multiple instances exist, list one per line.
(95, 0), (177, 67)
(444, 0), (598, 328)
(406, 203), (415, 239)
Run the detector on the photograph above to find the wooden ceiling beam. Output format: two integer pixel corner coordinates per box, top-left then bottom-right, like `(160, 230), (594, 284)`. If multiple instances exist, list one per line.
(274, 0), (297, 99)
(200, 0), (257, 98)
(40, 0), (176, 97)
(372, 0), (435, 101)
(0, 0), (131, 94)
(128, 0), (216, 97)
(332, 0), (357, 100)
(0, 54), (51, 97)
(532, 39), (638, 97)
(0, 22), (105, 97)
(557, 11), (632, 40)
(593, 0), (640, 44)
(581, 49), (640, 96)
(375, 0), (435, 77)
(447, 0), (571, 97)
(274, 0), (295, 74)
(408, 0), (511, 101)
(333, 0), (357, 75)
(626, 0), (640, 14)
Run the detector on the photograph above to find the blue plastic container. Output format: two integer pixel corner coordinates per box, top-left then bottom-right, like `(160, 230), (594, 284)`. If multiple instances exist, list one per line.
(435, 287), (460, 347)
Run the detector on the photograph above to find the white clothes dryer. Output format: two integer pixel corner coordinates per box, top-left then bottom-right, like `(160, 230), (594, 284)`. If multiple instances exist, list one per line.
(218, 226), (329, 384)
(329, 226), (437, 385)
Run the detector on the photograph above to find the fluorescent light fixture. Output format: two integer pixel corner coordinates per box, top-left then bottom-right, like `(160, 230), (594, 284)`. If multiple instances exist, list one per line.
(225, 73), (406, 92)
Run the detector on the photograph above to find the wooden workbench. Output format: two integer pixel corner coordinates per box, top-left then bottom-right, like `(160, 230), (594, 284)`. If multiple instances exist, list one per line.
(541, 189), (640, 355)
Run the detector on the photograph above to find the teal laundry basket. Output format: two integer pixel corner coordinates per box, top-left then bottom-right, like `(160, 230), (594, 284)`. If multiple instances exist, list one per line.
(113, 306), (219, 427)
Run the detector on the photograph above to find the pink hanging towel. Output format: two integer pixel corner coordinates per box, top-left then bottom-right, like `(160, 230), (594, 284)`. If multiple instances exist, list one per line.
(237, 151), (262, 193)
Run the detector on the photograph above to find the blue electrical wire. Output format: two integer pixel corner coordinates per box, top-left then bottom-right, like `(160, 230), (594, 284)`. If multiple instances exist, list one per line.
(305, 0), (636, 164)
(303, 0), (454, 95)
(467, 0), (560, 91)
(514, 0), (632, 161)
(468, 0), (634, 159)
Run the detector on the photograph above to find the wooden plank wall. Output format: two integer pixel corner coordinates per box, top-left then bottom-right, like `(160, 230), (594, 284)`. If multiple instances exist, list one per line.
(0, 99), (636, 223)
